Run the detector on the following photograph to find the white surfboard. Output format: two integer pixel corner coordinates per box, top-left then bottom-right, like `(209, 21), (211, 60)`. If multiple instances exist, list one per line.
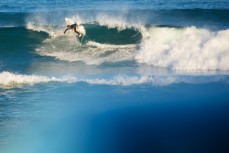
(65, 18), (86, 36)
(65, 18), (75, 25)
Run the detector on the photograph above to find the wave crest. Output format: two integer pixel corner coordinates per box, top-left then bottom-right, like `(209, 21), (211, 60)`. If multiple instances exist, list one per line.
(136, 26), (229, 71)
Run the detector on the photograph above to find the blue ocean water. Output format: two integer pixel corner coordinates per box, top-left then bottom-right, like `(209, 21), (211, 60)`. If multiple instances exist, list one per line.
(0, 0), (229, 153)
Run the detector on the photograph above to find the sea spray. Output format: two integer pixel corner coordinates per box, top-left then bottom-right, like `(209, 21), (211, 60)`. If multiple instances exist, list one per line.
(136, 26), (229, 70)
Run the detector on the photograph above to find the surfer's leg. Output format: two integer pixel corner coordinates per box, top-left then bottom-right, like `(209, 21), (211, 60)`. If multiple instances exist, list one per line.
(74, 27), (80, 36)
(76, 31), (81, 36)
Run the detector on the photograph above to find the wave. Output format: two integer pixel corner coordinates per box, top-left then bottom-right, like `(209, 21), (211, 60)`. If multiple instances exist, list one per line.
(0, 71), (175, 88)
(85, 75), (228, 86)
(0, 71), (76, 88)
(84, 75), (177, 86)
(137, 26), (229, 71)
(0, 71), (171, 88)
(36, 40), (136, 65)
(26, 22), (141, 44)
(31, 22), (229, 70)
(25, 15), (140, 65)
(10, 12), (227, 71)
(0, 71), (227, 89)
(0, 25), (20, 28)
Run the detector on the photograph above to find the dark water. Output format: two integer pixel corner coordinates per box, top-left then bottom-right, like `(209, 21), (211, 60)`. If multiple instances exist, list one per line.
(0, 0), (229, 153)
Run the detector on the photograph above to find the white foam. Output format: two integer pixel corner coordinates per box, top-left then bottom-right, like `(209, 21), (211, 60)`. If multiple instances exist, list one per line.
(0, 71), (76, 88)
(94, 14), (141, 31)
(87, 41), (135, 49)
(136, 26), (229, 71)
(85, 75), (177, 86)
(1, 71), (168, 87)
(85, 75), (227, 86)
(0, 71), (226, 88)
(37, 41), (136, 65)
(26, 21), (68, 38)
(0, 25), (18, 28)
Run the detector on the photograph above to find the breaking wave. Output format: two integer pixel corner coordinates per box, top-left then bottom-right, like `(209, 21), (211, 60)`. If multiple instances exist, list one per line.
(0, 71), (227, 88)
(137, 26), (229, 71)
(25, 13), (229, 71)
(0, 71), (175, 88)
(0, 71), (76, 88)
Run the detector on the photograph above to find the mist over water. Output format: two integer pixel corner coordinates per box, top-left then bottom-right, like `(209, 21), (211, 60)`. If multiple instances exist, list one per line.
(0, 1), (229, 153)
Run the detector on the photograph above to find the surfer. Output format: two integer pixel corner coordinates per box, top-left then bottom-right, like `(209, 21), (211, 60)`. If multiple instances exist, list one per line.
(64, 22), (81, 36)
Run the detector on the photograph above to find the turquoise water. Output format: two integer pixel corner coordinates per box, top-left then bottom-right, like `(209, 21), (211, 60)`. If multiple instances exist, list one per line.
(1, 1), (229, 153)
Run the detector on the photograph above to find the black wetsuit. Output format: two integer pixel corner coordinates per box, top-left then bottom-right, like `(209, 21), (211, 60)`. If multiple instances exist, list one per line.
(64, 23), (80, 35)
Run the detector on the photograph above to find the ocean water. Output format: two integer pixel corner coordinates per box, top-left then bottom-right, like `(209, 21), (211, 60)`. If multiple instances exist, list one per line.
(0, 0), (229, 153)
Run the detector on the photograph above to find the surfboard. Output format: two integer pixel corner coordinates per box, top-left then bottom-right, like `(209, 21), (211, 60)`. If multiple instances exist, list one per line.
(65, 18), (75, 25)
(65, 18), (86, 36)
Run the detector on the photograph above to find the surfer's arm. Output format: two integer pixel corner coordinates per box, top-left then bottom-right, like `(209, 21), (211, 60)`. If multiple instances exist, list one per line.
(64, 28), (68, 34)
